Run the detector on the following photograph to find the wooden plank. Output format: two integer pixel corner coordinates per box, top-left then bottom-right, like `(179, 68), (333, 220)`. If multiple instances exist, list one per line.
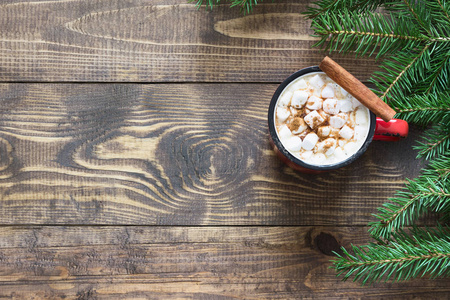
(0, 0), (378, 82)
(0, 226), (448, 299)
(0, 83), (423, 225)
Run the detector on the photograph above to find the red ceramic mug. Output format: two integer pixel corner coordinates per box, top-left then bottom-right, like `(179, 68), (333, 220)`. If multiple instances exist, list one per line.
(268, 66), (409, 173)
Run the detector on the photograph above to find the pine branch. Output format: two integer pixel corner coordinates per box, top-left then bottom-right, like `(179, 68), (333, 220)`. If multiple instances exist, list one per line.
(391, 92), (450, 126)
(414, 124), (450, 160)
(306, 0), (450, 285)
(333, 227), (450, 284)
(190, 0), (220, 10)
(373, 44), (431, 100)
(369, 148), (450, 239)
(436, 0), (450, 23)
(426, 154), (450, 180)
(310, 10), (426, 58)
(230, 0), (261, 14)
(424, 50), (450, 94)
(389, 0), (431, 34)
(369, 172), (450, 240)
(304, 0), (387, 19)
(189, 0), (266, 13)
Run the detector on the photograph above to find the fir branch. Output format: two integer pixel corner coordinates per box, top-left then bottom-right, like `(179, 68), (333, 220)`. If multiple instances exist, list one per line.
(437, 0), (450, 22)
(310, 10), (425, 58)
(425, 53), (450, 94)
(306, 0), (450, 285)
(230, 0), (260, 13)
(333, 227), (450, 284)
(414, 124), (450, 160)
(304, 0), (386, 19)
(427, 154), (450, 179)
(391, 92), (450, 126)
(425, 0), (450, 25)
(189, 0), (220, 10)
(304, 0), (342, 19)
(400, 0), (430, 34)
(189, 0), (266, 12)
(379, 44), (430, 100)
(394, 225), (450, 245)
(369, 156), (450, 239)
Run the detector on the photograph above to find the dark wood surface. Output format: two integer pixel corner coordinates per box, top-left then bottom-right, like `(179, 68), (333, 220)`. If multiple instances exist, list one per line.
(0, 0), (378, 83)
(0, 0), (448, 299)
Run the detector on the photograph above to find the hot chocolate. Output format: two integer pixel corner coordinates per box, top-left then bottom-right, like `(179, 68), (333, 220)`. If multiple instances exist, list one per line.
(274, 72), (370, 166)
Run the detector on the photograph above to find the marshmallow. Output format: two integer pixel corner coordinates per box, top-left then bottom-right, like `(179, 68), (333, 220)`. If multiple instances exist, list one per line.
(299, 150), (313, 160)
(276, 107), (291, 123)
(348, 111), (356, 123)
(306, 95), (323, 110)
(318, 110), (330, 119)
(289, 107), (298, 116)
(333, 147), (346, 161)
(291, 90), (309, 108)
(338, 139), (345, 147)
(350, 96), (362, 108)
(329, 127), (340, 138)
(291, 78), (308, 90)
(316, 138), (337, 156)
(339, 125), (354, 140)
(321, 84), (335, 98)
(323, 138), (337, 156)
(311, 153), (326, 164)
(279, 91), (293, 106)
(340, 86), (348, 97)
(354, 125), (367, 141)
(355, 107), (368, 125)
(346, 115), (355, 128)
(304, 110), (325, 129)
(291, 118), (308, 134)
(317, 126), (331, 139)
(323, 98), (339, 115)
(302, 133), (319, 151)
(338, 99), (353, 113)
(284, 136), (303, 152)
(278, 125), (293, 140)
(310, 75), (325, 90)
(329, 113), (348, 128)
(325, 146), (336, 156)
(344, 142), (358, 155)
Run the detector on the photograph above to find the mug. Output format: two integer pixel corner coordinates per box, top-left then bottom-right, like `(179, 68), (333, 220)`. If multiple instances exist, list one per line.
(268, 66), (409, 173)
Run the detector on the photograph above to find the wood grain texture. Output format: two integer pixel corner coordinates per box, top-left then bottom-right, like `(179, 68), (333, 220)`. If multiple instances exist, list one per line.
(0, 0), (442, 297)
(0, 83), (423, 225)
(0, 226), (449, 299)
(0, 0), (379, 82)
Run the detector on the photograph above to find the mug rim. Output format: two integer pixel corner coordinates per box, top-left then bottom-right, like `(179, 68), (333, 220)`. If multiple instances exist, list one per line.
(268, 66), (376, 171)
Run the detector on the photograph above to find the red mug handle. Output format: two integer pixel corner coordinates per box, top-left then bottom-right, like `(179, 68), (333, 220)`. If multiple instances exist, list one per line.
(374, 117), (409, 141)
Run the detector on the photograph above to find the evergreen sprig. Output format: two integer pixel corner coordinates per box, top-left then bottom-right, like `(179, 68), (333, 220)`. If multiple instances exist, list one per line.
(369, 166), (450, 240)
(414, 124), (450, 160)
(333, 226), (450, 284)
(391, 93), (450, 126)
(189, 0), (265, 13)
(306, 0), (450, 284)
(304, 0), (387, 19)
(309, 10), (425, 59)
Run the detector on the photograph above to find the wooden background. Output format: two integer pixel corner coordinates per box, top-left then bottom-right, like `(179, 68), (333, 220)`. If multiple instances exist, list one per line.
(0, 0), (449, 299)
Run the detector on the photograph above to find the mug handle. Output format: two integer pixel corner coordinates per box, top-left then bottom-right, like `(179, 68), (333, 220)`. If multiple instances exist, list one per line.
(373, 117), (409, 141)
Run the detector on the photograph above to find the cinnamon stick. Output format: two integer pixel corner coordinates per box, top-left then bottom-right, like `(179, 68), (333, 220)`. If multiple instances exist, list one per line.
(319, 56), (396, 122)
